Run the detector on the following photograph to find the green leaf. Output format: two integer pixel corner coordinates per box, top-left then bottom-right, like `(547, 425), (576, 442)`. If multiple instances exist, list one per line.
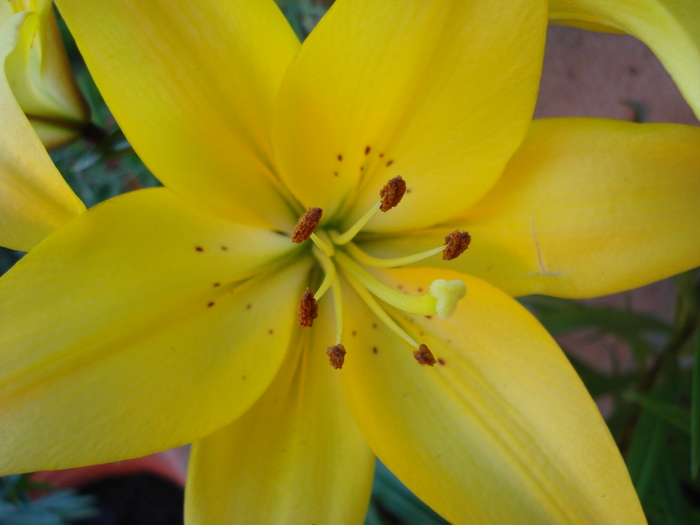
(650, 455), (687, 525)
(367, 461), (449, 525)
(692, 326), (700, 478)
(519, 295), (671, 337)
(566, 353), (634, 398)
(71, 128), (133, 172)
(625, 391), (690, 435)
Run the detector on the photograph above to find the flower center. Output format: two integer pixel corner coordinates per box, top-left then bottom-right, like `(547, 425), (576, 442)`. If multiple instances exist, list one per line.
(291, 177), (470, 369)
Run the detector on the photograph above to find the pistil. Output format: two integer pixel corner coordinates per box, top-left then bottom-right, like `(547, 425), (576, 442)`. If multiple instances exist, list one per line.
(334, 251), (438, 316)
(339, 267), (428, 354)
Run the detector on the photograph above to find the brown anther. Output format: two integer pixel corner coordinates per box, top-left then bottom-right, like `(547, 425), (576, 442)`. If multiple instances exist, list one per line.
(298, 288), (319, 327)
(443, 230), (471, 260)
(413, 344), (436, 366)
(291, 207), (323, 243)
(379, 176), (406, 212)
(326, 344), (347, 369)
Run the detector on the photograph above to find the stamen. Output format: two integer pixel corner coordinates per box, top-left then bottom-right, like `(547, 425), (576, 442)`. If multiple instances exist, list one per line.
(291, 207), (322, 243)
(339, 267), (422, 351)
(379, 176), (406, 212)
(429, 279), (467, 319)
(298, 288), (318, 327)
(345, 242), (444, 268)
(334, 251), (437, 316)
(326, 344), (346, 369)
(331, 203), (381, 246)
(312, 247), (336, 300)
(413, 344), (437, 366)
(443, 230), (471, 260)
(310, 232), (334, 256)
(330, 280), (344, 345)
(332, 176), (407, 246)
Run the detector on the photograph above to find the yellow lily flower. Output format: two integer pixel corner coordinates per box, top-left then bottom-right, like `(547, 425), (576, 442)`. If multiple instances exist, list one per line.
(2, 0), (700, 522)
(548, 0), (700, 119)
(0, 0), (89, 149)
(0, 8), (85, 252)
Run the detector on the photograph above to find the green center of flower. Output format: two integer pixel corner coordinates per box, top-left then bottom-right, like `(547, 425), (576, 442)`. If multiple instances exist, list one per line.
(291, 176), (470, 369)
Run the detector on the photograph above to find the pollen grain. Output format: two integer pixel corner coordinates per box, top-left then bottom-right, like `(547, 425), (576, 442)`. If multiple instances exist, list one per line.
(291, 207), (323, 243)
(298, 288), (319, 327)
(413, 344), (436, 366)
(379, 176), (406, 212)
(326, 344), (347, 369)
(443, 230), (471, 260)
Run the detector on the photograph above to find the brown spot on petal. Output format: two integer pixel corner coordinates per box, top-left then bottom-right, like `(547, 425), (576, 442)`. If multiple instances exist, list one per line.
(337, 154), (343, 162)
(443, 230), (471, 260)
(372, 346), (378, 354)
(386, 160), (394, 167)
(438, 358), (446, 366)
(207, 301), (215, 308)
(213, 282), (221, 287)
(379, 176), (406, 212)
(413, 344), (436, 366)
(291, 207), (322, 243)
(221, 245), (229, 251)
(195, 246), (204, 252)
(326, 344), (347, 369)
(364, 146), (371, 155)
(298, 288), (319, 327)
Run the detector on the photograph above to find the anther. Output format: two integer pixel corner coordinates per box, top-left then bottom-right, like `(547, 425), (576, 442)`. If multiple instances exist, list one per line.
(413, 344), (436, 366)
(443, 230), (471, 260)
(379, 176), (406, 212)
(298, 288), (319, 327)
(326, 344), (347, 369)
(291, 207), (323, 243)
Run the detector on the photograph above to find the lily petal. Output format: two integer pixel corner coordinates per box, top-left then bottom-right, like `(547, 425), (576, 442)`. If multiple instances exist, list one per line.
(360, 118), (700, 298)
(186, 301), (374, 525)
(53, 0), (301, 230)
(3, 0), (89, 148)
(341, 267), (645, 524)
(548, 0), (700, 119)
(0, 12), (84, 251)
(273, 0), (547, 232)
(0, 188), (309, 474)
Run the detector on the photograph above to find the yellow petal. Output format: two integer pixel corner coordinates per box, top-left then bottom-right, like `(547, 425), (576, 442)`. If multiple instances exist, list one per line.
(273, 0), (547, 232)
(53, 0), (301, 229)
(548, 0), (700, 119)
(341, 267), (645, 524)
(4, 0), (89, 148)
(0, 188), (309, 474)
(360, 118), (700, 298)
(0, 12), (85, 251)
(186, 301), (374, 525)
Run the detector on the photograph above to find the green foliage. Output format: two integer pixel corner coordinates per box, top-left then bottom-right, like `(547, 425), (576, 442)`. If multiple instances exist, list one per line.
(0, 475), (98, 524)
